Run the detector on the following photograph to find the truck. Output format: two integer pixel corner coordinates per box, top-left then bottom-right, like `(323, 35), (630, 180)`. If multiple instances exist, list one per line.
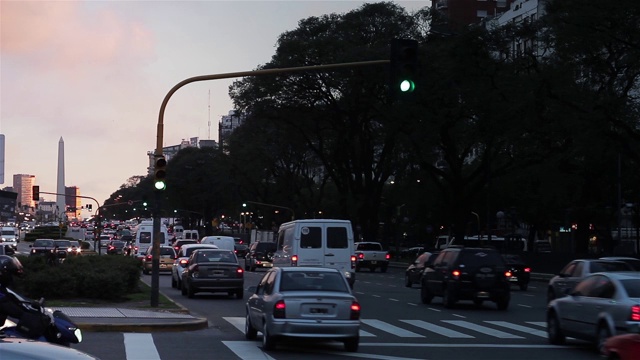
(354, 241), (389, 272)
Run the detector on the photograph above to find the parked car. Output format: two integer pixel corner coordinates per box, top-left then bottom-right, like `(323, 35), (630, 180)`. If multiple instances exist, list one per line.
(502, 254), (531, 291)
(106, 240), (127, 255)
(420, 246), (511, 310)
(602, 323), (640, 360)
(180, 248), (244, 299)
(405, 251), (438, 287)
(244, 242), (277, 271)
(142, 245), (176, 275)
(547, 272), (640, 354)
(171, 244), (220, 289)
(547, 259), (634, 303)
(600, 257), (640, 271)
(245, 267), (361, 351)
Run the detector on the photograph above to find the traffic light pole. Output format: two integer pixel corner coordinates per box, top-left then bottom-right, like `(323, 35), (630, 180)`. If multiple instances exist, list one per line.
(151, 59), (390, 307)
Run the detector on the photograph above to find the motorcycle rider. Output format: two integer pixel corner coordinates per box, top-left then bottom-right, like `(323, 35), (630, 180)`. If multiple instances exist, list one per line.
(0, 255), (25, 337)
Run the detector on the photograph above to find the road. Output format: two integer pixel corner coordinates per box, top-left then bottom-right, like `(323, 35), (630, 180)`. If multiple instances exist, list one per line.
(66, 263), (601, 360)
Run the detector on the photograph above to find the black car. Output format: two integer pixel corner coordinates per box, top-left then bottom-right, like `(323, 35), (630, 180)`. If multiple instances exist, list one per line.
(400, 247), (426, 259)
(54, 239), (72, 259)
(502, 254), (531, 291)
(420, 246), (511, 310)
(29, 238), (57, 257)
(405, 251), (439, 287)
(234, 243), (248, 258)
(106, 240), (127, 255)
(244, 242), (277, 271)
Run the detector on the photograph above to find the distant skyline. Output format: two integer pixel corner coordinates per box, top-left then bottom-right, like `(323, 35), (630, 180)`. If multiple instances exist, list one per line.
(1, 0), (428, 218)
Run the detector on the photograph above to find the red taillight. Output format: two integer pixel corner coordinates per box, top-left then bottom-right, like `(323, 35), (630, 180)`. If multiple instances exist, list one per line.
(451, 270), (461, 279)
(632, 305), (640, 321)
(291, 255), (298, 266)
(351, 255), (357, 269)
(145, 255), (152, 261)
(524, 267), (531, 273)
(357, 253), (364, 260)
(274, 300), (286, 318)
(179, 259), (188, 266)
(505, 271), (513, 277)
(174, 246), (179, 251)
(385, 253), (390, 260)
(236, 267), (244, 277)
(350, 301), (361, 320)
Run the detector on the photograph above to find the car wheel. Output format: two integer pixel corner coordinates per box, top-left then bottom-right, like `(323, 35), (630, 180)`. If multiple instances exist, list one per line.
(262, 321), (276, 350)
(245, 312), (257, 340)
(344, 336), (359, 352)
(181, 281), (187, 296)
(405, 274), (412, 288)
(380, 265), (388, 273)
(171, 276), (177, 288)
(443, 287), (456, 308)
(547, 311), (566, 345)
(187, 283), (196, 298)
(547, 288), (556, 303)
(519, 283), (528, 291)
(495, 296), (509, 310)
(596, 323), (612, 355)
(420, 284), (433, 304)
(236, 288), (244, 299)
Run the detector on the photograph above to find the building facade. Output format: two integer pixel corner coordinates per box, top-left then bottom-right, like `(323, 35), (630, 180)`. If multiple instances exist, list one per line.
(431, 0), (515, 30)
(65, 186), (81, 219)
(13, 174), (36, 209)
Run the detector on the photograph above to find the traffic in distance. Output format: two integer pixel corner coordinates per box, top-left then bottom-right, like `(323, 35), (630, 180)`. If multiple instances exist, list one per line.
(4, 219), (640, 360)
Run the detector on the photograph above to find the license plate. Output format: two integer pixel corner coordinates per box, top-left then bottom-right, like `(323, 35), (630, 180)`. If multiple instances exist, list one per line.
(160, 264), (167, 268)
(264, 263), (273, 267)
(371, 261), (377, 264)
(509, 277), (518, 282)
(476, 291), (490, 298)
(210, 270), (225, 276)
(310, 308), (328, 314)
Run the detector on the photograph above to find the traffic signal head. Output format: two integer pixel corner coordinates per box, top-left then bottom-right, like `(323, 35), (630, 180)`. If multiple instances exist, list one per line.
(154, 156), (167, 190)
(32, 186), (39, 202)
(390, 38), (419, 98)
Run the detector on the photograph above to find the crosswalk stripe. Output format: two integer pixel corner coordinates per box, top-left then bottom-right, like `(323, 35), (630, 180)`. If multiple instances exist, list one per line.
(361, 319), (424, 338)
(124, 333), (160, 360)
(484, 321), (547, 337)
(527, 321), (546, 327)
(224, 316), (246, 333)
(442, 320), (524, 339)
(400, 320), (474, 338)
(222, 341), (276, 360)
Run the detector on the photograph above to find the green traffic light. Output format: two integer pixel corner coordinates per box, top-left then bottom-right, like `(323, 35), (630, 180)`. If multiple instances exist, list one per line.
(154, 181), (166, 190)
(400, 79), (415, 93)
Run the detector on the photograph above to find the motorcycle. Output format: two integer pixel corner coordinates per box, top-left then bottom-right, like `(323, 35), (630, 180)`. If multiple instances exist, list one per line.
(1, 289), (82, 347)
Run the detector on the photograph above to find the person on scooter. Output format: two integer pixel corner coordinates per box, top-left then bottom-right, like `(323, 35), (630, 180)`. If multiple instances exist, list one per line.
(0, 255), (25, 337)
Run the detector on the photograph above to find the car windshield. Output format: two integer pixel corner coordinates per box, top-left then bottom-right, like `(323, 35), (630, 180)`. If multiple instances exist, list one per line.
(591, 261), (632, 272)
(356, 243), (382, 251)
(34, 239), (55, 247)
(112, 241), (125, 247)
(458, 250), (504, 267)
(195, 250), (235, 263)
(621, 279), (640, 298)
(183, 246), (214, 257)
(55, 240), (71, 247)
(280, 271), (349, 292)
(1, 230), (15, 235)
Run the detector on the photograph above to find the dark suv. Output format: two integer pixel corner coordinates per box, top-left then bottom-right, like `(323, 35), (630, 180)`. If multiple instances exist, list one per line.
(244, 242), (277, 271)
(420, 246), (511, 310)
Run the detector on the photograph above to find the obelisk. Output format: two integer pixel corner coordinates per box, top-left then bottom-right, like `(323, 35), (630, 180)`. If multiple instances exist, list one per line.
(56, 137), (66, 219)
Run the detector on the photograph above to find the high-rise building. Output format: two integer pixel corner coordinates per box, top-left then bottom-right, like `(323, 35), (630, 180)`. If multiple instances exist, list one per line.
(431, 0), (515, 30)
(12, 174), (36, 209)
(65, 186), (81, 219)
(218, 110), (244, 150)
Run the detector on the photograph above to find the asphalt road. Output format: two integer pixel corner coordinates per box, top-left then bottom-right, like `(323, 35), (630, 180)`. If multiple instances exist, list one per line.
(70, 265), (602, 360)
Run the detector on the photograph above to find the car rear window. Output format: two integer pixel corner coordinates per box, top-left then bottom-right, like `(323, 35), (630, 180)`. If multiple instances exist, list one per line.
(592, 261), (632, 272)
(34, 239), (55, 247)
(621, 279), (640, 297)
(356, 243), (383, 251)
(280, 271), (348, 292)
(458, 250), (504, 267)
(256, 243), (277, 252)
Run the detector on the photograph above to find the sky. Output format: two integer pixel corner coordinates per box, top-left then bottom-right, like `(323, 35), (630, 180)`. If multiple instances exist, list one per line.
(1, 0), (427, 218)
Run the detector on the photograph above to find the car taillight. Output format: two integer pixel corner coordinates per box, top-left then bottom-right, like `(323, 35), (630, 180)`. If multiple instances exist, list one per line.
(451, 270), (461, 279)
(632, 305), (640, 321)
(108, 246), (114, 250)
(350, 301), (361, 320)
(505, 271), (512, 277)
(385, 253), (390, 260)
(351, 255), (357, 269)
(145, 255), (152, 261)
(524, 267), (531, 272)
(291, 255), (298, 266)
(357, 253), (364, 260)
(179, 259), (188, 266)
(236, 267), (244, 278)
(274, 300), (286, 319)
(174, 246), (179, 251)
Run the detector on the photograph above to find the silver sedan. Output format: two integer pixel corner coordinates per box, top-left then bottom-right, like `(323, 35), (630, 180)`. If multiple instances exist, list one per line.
(547, 271), (640, 354)
(245, 267), (361, 352)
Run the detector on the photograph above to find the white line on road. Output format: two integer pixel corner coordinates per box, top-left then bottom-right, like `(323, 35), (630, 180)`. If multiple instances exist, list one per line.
(517, 304), (532, 308)
(451, 313), (466, 318)
(360, 343), (569, 348)
(484, 321), (547, 337)
(389, 298), (399, 301)
(124, 333), (160, 360)
(222, 341), (276, 360)
(400, 320), (474, 338)
(361, 319), (424, 338)
(443, 320), (523, 339)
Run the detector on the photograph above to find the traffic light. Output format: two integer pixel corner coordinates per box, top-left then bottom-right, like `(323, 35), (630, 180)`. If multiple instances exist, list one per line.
(154, 156), (167, 190)
(32, 186), (39, 202)
(390, 38), (419, 98)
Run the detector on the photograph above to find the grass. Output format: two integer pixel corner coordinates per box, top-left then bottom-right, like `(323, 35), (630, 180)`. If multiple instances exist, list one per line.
(45, 280), (183, 311)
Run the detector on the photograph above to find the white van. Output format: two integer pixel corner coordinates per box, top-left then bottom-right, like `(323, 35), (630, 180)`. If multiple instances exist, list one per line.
(200, 236), (235, 251)
(182, 230), (199, 241)
(1, 227), (18, 250)
(134, 220), (170, 254)
(172, 225), (184, 239)
(272, 219), (356, 287)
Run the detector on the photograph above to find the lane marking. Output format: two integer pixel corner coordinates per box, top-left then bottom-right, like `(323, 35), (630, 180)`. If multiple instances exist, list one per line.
(124, 333), (160, 360)
(484, 321), (547, 337)
(443, 320), (524, 339)
(400, 320), (474, 338)
(222, 341), (276, 360)
(361, 319), (424, 338)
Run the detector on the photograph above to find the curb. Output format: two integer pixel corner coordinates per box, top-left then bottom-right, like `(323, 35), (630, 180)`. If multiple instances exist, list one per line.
(76, 317), (209, 333)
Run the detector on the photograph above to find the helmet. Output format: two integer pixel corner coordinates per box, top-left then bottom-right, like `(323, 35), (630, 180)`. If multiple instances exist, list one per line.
(0, 255), (23, 287)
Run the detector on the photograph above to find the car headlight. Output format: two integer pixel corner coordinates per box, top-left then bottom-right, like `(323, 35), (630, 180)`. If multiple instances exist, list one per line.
(344, 271), (352, 279)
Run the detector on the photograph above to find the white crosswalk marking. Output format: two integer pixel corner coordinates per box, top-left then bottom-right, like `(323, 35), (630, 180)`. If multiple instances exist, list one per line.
(400, 320), (474, 338)
(124, 333), (160, 360)
(361, 319), (424, 338)
(442, 320), (524, 339)
(484, 321), (547, 337)
(222, 341), (276, 360)
(225, 316), (246, 333)
(527, 321), (546, 327)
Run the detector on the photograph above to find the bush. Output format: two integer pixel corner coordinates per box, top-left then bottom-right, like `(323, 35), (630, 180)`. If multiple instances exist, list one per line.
(14, 254), (142, 301)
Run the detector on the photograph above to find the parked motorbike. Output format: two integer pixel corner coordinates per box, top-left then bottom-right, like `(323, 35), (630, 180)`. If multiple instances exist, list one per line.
(2, 289), (82, 347)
